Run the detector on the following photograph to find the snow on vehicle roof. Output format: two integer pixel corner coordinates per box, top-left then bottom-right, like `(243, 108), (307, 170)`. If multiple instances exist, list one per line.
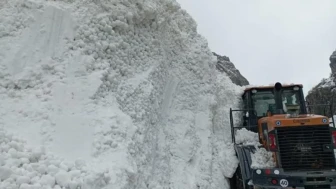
(244, 83), (303, 91)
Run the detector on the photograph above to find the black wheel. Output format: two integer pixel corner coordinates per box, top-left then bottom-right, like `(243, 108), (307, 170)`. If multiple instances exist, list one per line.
(229, 165), (254, 189)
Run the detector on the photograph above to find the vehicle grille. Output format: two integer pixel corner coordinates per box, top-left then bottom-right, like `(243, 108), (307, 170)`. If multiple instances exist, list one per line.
(276, 126), (335, 171)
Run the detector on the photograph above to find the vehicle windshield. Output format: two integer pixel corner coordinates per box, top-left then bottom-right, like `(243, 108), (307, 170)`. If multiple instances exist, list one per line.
(251, 89), (302, 116)
(251, 91), (275, 116)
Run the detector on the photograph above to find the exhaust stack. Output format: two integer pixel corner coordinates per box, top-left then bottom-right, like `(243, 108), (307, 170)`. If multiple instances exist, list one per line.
(274, 82), (284, 114)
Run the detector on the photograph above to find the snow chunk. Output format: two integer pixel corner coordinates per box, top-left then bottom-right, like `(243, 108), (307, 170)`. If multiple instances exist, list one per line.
(47, 165), (59, 176)
(55, 170), (71, 187)
(40, 175), (56, 187)
(251, 147), (276, 169)
(0, 166), (12, 180)
(16, 176), (30, 185)
(235, 128), (259, 145)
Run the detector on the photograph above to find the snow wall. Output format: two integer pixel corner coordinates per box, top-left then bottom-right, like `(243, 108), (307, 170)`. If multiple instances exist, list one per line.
(0, 0), (244, 188)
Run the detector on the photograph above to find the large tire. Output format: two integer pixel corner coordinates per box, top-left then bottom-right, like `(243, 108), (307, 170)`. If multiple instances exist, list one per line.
(229, 165), (254, 189)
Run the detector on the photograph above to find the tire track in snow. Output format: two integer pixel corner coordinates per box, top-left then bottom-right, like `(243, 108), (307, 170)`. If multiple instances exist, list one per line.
(7, 5), (73, 75)
(160, 78), (178, 123)
(150, 77), (178, 179)
(0, 5), (74, 148)
(160, 78), (209, 188)
(1, 4), (95, 162)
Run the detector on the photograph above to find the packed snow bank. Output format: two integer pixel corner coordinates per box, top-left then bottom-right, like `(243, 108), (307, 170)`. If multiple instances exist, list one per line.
(235, 128), (259, 146)
(235, 128), (275, 169)
(251, 148), (276, 169)
(0, 0), (244, 188)
(0, 129), (111, 189)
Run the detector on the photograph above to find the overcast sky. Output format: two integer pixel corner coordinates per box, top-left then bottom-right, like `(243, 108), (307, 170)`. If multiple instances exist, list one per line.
(176, 0), (336, 95)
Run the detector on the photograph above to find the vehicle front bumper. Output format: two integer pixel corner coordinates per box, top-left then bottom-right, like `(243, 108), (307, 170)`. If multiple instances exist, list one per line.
(252, 168), (336, 188)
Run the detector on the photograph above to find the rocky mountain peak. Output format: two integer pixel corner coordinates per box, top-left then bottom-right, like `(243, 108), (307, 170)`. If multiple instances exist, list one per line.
(305, 50), (336, 117)
(213, 52), (249, 86)
(330, 50), (336, 76)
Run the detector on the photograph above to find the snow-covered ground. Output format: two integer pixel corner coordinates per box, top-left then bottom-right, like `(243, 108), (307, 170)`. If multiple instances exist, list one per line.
(0, 0), (246, 188)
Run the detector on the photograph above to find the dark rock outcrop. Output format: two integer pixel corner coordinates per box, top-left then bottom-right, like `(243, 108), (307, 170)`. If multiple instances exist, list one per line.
(213, 52), (249, 86)
(306, 50), (336, 117)
(330, 51), (336, 76)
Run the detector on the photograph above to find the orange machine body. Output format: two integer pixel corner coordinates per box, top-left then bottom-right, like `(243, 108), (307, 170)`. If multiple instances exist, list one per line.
(258, 114), (330, 149)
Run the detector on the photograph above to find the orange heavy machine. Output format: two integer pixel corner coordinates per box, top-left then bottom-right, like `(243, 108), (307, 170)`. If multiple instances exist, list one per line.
(229, 82), (336, 189)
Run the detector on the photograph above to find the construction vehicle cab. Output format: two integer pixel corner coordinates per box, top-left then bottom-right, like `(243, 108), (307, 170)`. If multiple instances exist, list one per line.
(242, 83), (306, 129)
(229, 82), (336, 189)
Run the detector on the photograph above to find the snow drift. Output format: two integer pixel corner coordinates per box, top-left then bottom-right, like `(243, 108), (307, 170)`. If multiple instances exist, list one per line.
(0, 0), (244, 188)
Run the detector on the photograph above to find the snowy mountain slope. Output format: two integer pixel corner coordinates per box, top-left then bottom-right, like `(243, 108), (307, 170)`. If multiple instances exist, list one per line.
(0, 0), (244, 188)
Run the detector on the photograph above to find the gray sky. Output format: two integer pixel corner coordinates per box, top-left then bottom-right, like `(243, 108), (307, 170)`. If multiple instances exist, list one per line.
(176, 0), (336, 95)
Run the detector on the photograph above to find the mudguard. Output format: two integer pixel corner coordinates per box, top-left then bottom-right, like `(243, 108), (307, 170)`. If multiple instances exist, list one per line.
(234, 145), (256, 186)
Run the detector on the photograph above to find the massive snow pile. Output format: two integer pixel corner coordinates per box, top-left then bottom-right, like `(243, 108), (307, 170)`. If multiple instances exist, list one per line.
(0, 0), (245, 188)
